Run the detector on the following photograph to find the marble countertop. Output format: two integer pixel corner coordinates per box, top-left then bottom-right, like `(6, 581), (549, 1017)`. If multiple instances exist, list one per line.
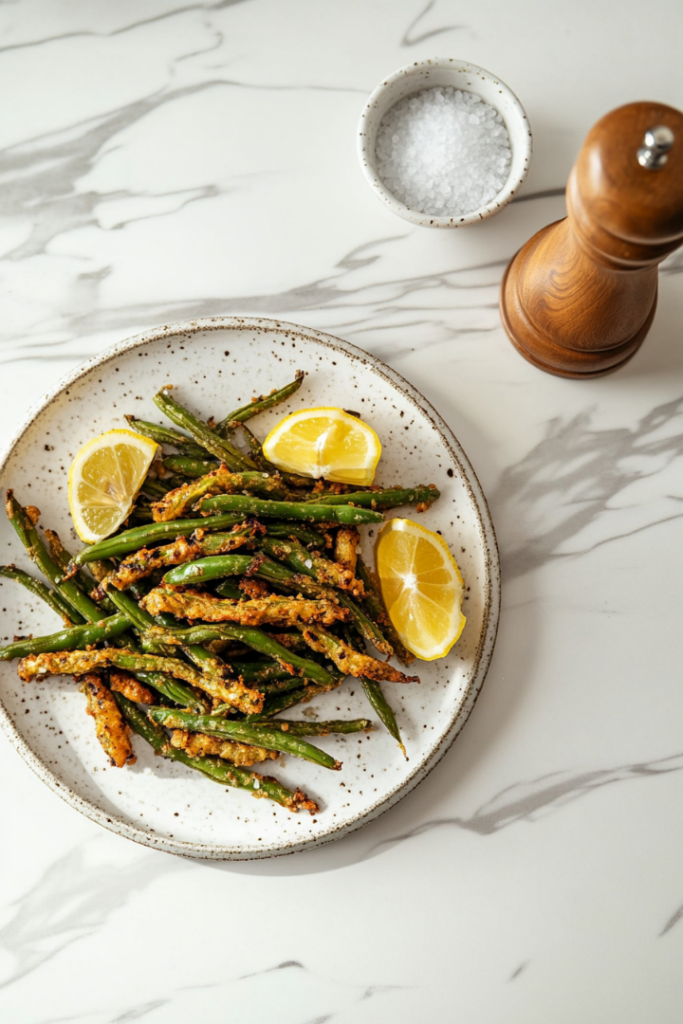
(1, 2), (682, 1021)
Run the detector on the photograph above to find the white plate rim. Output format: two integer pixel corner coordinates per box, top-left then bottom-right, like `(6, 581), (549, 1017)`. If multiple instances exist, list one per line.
(0, 316), (500, 860)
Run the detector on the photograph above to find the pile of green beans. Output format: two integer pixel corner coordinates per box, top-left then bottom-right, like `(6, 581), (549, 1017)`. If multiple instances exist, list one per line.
(0, 372), (437, 812)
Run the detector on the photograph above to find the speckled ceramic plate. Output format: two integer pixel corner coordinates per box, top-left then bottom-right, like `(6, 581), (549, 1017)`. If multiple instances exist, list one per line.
(0, 317), (499, 860)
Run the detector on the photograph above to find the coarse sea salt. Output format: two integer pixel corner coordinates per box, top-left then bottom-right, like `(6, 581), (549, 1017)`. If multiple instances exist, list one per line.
(375, 86), (512, 218)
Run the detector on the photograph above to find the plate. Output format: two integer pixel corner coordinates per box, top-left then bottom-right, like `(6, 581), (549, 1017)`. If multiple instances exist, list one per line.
(0, 317), (500, 860)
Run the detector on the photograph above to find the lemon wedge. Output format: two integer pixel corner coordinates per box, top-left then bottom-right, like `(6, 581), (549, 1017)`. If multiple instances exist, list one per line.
(68, 429), (158, 543)
(375, 517), (466, 661)
(262, 407), (381, 485)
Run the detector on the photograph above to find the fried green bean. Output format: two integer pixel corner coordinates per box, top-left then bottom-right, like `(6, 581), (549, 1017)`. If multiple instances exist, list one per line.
(154, 387), (257, 472)
(162, 553), (254, 586)
(250, 719), (373, 736)
(18, 649), (262, 713)
(361, 679), (406, 758)
(258, 536), (363, 596)
(198, 494), (384, 525)
(115, 693), (317, 812)
(0, 565), (75, 625)
(6, 492), (97, 624)
(245, 679), (341, 720)
(147, 707), (341, 770)
(153, 468), (288, 522)
(133, 670), (209, 713)
(44, 529), (118, 617)
(124, 416), (207, 458)
(265, 523), (330, 547)
(229, 660), (293, 686)
(0, 612), (129, 661)
(69, 512), (245, 566)
(306, 486), (439, 510)
(216, 372), (304, 432)
(162, 456), (220, 478)
(298, 626), (419, 684)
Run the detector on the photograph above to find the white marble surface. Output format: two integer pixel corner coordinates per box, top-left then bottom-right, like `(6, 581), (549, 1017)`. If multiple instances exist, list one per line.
(1, 1), (683, 1020)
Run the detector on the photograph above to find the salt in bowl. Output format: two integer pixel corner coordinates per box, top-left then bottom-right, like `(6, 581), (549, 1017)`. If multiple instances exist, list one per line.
(357, 58), (532, 228)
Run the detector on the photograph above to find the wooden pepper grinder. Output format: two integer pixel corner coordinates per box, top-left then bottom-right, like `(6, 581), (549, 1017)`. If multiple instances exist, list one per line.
(500, 102), (683, 378)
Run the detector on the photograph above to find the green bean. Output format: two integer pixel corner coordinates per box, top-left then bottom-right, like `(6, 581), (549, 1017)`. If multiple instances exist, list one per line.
(115, 693), (314, 812)
(69, 512), (244, 566)
(245, 680), (339, 720)
(361, 679), (406, 758)
(216, 372), (304, 431)
(124, 416), (207, 458)
(250, 719), (373, 736)
(198, 494), (384, 525)
(44, 529), (118, 617)
(229, 660), (293, 686)
(154, 470), (288, 521)
(259, 675), (311, 696)
(265, 523), (329, 547)
(163, 554), (257, 586)
(0, 565), (76, 625)
(133, 671), (209, 714)
(140, 476), (186, 499)
(148, 707), (341, 770)
(0, 612), (129, 661)
(5, 492), (97, 624)
(153, 388), (257, 472)
(162, 456), (219, 478)
(306, 486), (439, 509)
(142, 623), (335, 687)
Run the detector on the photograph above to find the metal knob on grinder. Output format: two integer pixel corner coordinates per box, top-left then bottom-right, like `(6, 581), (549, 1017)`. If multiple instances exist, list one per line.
(500, 101), (683, 378)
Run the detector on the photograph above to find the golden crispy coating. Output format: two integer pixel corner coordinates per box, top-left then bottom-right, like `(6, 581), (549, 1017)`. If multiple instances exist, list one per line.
(141, 585), (350, 627)
(80, 673), (135, 767)
(152, 466), (286, 522)
(17, 648), (263, 715)
(109, 670), (154, 705)
(334, 527), (359, 575)
(169, 729), (278, 766)
(20, 649), (115, 681)
(238, 578), (270, 600)
(94, 525), (258, 595)
(301, 627), (420, 684)
(286, 789), (319, 814)
(265, 538), (364, 598)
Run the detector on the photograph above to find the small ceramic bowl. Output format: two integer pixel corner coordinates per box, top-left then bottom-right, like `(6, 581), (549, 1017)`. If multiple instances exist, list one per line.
(357, 58), (532, 228)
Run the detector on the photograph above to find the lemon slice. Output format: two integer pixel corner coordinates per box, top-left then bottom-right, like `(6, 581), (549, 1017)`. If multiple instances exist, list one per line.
(262, 407), (381, 485)
(375, 517), (466, 661)
(68, 429), (158, 543)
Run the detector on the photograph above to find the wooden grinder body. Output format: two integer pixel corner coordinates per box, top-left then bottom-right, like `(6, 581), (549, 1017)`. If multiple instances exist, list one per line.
(500, 102), (683, 378)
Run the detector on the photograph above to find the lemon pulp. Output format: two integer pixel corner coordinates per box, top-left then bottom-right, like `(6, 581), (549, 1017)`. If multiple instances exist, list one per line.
(375, 517), (466, 661)
(68, 429), (158, 543)
(262, 407), (381, 485)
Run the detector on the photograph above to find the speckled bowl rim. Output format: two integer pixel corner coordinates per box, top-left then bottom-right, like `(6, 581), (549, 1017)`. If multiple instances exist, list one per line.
(357, 57), (532, 227)
(0, 316), (500, 860)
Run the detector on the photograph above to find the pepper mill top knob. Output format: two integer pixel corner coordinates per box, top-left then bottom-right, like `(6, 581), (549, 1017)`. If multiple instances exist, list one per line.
(572, 102), (683, 256)
(638, 125), (675, 168)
